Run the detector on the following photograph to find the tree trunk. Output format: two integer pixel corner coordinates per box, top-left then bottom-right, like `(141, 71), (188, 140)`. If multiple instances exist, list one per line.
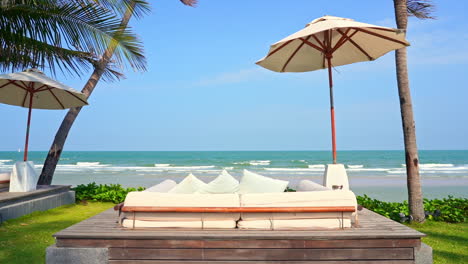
(393, 0), (425, 222)
(37, 4), (136, 185)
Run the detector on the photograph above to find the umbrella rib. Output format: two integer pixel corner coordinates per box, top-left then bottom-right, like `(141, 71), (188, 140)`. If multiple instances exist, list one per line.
(352, 27), (408, 46)
(35, 84), (48, 92)
(64, 90), (88, 106)
(370, 27), (399, 33)
(331, 28), (357, 53)
(0, 80), (18, 89)
(311, 35), (326, 50)
(281, 36), (310, 72)
(47, 88), (65, 109)
(265, 39), (295, 58)
(337, 29), (373, 60)
(300, 38), (325, 53)
(8, 80), (29, 91)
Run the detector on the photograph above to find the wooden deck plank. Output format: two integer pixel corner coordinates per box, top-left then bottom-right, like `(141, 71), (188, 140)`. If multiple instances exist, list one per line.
(108, 248), (414, 261)
(109, 261), (415, 264)
(57, 238), (420, 249)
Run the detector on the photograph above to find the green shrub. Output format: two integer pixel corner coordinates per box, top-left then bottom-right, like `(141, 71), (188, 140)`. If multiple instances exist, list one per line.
(357, 195), (468, 223)
(72, 182), (145, 204)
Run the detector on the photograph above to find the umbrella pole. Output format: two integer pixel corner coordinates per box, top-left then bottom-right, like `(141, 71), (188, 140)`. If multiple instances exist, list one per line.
(327, 56), (337, 164)
(24, 92), (33, 161)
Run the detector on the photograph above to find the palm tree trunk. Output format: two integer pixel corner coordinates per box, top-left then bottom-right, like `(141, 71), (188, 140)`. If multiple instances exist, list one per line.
(393, 0), (425, 222)
(37, 4), (136, 185)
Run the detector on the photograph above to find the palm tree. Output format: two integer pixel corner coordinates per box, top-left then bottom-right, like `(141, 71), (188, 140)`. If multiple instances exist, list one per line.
(37, 0), (198, 185)
(394, 0), (435, 222)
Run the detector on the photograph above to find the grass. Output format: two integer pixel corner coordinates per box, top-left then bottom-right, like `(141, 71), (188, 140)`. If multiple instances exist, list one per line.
(0, 202), (113, 263)
(0, 202), (466, 264)
(407, 221), (468, 264)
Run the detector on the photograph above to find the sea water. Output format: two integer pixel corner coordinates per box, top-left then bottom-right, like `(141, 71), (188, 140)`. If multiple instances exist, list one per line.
(0, 150), (466, 201)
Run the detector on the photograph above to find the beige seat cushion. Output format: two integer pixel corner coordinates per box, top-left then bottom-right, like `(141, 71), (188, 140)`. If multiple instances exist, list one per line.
(123, 192), (241, 221)
(239, 190), (357, 222)
(124, 192), (240, 207)
(240, 212), (354, 221)
(122, 219), (236, 229)
(123, 212), (240, 221)
(237, 218), (351, 230)
(240, 190), (357, 207)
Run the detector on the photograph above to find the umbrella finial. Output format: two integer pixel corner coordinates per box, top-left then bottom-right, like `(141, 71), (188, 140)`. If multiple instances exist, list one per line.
(23, 68), (45, 75)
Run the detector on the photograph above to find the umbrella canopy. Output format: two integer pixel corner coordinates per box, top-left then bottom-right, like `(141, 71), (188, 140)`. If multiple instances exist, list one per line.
(0, 69), (88, 161)
(256, 16), (410, 163)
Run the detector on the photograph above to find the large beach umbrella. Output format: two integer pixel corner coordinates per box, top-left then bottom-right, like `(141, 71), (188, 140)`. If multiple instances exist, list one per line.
(257, 16), (410, 164)
(0, 69), (88, 161)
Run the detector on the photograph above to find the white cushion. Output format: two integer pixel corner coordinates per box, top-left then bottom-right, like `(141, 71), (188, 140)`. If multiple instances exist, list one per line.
(196, 170), (239, 194)
(238, 170), (289, 194)
(297, 180), (331, 192)
(237, 218), (351, 230)
(124, 192), (240, 207)
(144, 179), (177, 192)
(168, 173), (207, 194)
(122, 219), (236, 229)
(240, 190), (357, 207)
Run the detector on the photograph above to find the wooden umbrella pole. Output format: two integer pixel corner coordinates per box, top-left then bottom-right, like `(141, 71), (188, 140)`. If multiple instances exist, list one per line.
(24, 92), (33, 161)
(327, 55), (337, 164)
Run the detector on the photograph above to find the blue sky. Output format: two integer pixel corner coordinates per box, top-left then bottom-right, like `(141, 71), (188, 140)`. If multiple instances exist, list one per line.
(1, 0), (467, 151)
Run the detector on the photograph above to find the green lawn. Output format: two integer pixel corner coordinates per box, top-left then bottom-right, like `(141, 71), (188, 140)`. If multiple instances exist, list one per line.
(0, 202), (113, 263)
(0, 202), (466, 264)
(408, 221), (468, 264)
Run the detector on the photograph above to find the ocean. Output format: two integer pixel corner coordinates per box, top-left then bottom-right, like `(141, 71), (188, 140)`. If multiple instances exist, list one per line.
(0, 150), (467, 201)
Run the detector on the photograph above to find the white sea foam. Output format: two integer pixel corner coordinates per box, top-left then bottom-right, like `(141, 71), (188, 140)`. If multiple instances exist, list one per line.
(76, 162), (105, 166)
(224, 167), (234, 170)
(308, 164), (325, 169)
(250, 160), (270, 166)
(401, 163), (455, 168)
(0, 159), (13, 163)
(154, 164), (171, 167)
(264, 168), (321, 172)
(347, 168), (390, 172)
(347, 165), (364, 169)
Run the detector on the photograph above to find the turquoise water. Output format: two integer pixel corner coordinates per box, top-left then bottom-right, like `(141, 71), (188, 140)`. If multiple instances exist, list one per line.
(1, 150), (467, 201)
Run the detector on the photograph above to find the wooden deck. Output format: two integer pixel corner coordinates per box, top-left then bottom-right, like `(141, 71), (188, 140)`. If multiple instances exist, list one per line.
(53, 207), (425, 263)
(0, 185), (70, 205)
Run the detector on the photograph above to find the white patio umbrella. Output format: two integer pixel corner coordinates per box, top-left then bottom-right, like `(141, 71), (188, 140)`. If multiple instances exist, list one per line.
(256, 16), (410, 164)
(0, 69), (88, 161)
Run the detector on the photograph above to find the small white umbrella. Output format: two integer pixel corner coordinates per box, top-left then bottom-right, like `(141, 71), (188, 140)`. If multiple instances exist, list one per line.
(0, 69), (88, 161)
(257, 16), (410, 163)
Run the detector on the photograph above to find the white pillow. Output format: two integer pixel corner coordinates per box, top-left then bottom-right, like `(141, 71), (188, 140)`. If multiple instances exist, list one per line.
(297, 180), (331, 192)
(168, 173), (207, 194)
(196, 170), (239, 194)
(238, 170), (289, 194)
(144, 179), (177, 193)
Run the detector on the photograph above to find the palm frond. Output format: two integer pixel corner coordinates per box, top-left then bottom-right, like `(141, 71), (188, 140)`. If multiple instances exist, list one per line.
(0, 0), (146, 78)
(407, 0), (435, 19)
(76, 0), (151, 19)
(0, 31), (123, 80)
(180, 0), (197, 7)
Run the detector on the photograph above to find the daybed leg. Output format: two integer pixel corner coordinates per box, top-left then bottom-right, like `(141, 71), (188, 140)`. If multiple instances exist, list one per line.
(341, 211), (344, 229)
